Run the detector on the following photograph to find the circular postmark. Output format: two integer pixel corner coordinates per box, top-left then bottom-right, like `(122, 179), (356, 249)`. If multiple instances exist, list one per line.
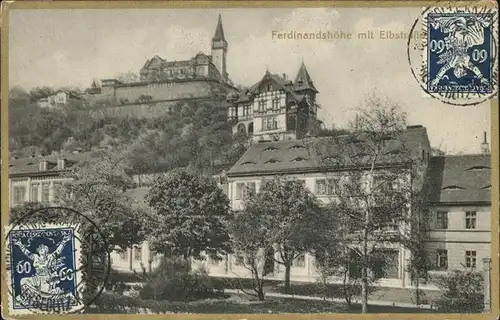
(5, 207), (111, 315)
(407, 5), (498, 106)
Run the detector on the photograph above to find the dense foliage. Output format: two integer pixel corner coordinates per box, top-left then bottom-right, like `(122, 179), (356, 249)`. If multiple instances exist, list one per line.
(136, 257), (220, 302)
(9, 87), (248, 175)
(434, 269), (484, 313)
(145, 169), (233, 260)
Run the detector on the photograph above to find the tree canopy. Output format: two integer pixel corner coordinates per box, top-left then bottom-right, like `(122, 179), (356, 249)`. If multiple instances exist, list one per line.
(145, 169), (232, 260)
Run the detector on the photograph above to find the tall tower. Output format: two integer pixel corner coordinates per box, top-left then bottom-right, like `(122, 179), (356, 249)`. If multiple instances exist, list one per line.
(211, 14), (228, 81)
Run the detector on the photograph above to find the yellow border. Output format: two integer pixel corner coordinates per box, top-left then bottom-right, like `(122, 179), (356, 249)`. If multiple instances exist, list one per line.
(1, 1), (498, 319)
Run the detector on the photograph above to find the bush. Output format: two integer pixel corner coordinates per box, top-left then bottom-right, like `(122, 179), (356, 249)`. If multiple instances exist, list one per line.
(137, 257), (218, 301)
(434, 269), (484, 313)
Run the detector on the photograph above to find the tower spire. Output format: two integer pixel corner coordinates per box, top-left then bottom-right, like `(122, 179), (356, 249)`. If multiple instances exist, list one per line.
(294, 62), (318, 93)
(213, 14), (225, 41)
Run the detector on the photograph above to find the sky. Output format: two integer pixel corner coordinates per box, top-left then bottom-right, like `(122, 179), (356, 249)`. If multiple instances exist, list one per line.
(9, 7), (492, 154)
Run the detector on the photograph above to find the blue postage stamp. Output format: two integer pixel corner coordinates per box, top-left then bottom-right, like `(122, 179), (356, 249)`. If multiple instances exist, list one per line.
(7, 225), (83, 314)
(427, 12), (494, 94)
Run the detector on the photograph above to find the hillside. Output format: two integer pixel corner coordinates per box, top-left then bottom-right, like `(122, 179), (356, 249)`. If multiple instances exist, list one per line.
(9, 90), (248, 175)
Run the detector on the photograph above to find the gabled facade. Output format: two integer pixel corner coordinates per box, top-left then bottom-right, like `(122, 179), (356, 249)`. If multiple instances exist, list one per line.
(227, 63), (319, 142)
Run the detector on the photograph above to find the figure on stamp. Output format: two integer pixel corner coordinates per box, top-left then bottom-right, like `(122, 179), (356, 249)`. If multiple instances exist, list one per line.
(430, 16), (491, 86)
(12, 233), (72, 298)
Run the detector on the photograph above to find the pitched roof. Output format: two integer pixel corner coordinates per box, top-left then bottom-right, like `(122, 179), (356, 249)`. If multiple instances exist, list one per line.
(213, 14), (225, 41)
(227, 126), (430, 176)
(427, 154), (491, 204)
(234, 70), (305, 104)
(8, 151), (96, 176)
(294, 62), (318, 93)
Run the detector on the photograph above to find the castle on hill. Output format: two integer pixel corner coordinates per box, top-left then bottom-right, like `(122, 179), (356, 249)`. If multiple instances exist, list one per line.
(85, 15), (236, 108)
(82, 14), (320, 142)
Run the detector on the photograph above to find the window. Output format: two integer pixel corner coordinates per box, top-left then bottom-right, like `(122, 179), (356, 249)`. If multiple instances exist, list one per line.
(235, 182), (245, 200)
(272, 98), (280, 110)
(234, 252), (245, 266)
(134, 246), (142, 262)
(465, 250), (477, 268)
(258, 100), (266, 112)
(465, 211), (477, 229)
(13, 186), (26, 205)
(316, 178), (337, 195)
(437, 249), (448, 270)
(242, 105), (251, 117)
(436, 211), (448, 229)
(209, 257), (220, 266)
(134, 247), (142, 261)
(267, 84), (272, 91)
(42, 184), (50, 202)
(293, 254), (306, 268)
(119, 250), (128, 261)
(245, 182), (256, 198)
(31, 185), (39, 202)
(262, 117), (278, 131)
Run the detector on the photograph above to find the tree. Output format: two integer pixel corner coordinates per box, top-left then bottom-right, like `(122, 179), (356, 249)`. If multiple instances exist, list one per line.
(229, 209), (275, 301)
(310, 95), (426, 313)
(28, 86), (57, 102)
(58, 149), (147, 252)
(241, 176), (322, 294)
(145, 169), (232, 261)
(116, 71), (139, 84)
(434, 269), (484, 313)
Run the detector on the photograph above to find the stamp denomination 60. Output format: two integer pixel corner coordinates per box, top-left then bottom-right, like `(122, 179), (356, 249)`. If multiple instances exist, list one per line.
(408, 6), (498, 106)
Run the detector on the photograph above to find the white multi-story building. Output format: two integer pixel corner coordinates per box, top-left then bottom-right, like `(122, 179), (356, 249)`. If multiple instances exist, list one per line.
(199, 125), (432, 288)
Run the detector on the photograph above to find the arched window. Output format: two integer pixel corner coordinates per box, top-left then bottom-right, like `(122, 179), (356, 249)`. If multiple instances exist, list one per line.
(237, 123), (246, 134)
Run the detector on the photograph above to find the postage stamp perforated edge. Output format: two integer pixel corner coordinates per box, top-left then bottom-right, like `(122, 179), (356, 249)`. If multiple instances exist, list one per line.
(5, 223), (84, 316)
(418, 6), (499, 102)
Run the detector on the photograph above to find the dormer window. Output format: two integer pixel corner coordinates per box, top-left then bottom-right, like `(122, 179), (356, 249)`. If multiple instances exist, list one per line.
(481, 185), (492, 189)
(264, 158), (280, 164)
(240, 161), (256, 166)
(466, 166), (491, 171)
(263, 147), (279, 152)
(57, 159), (65, 170)
(298, 78), (303, 86)
(291, 157), (307, 162)
(39, 161), (48, 172)
(441, 185), (465, 190)
(288, 145), (305, 151)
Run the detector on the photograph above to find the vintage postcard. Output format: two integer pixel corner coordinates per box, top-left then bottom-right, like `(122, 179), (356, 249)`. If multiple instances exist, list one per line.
(1, 1), (498, 318)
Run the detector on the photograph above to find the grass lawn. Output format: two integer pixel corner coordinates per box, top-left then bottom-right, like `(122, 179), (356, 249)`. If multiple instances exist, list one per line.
(88, 292), (435, 314)
(211, 277), (442, 305)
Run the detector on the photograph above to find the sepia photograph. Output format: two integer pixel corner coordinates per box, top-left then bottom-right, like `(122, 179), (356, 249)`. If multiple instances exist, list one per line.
(1, 1), (498, 317)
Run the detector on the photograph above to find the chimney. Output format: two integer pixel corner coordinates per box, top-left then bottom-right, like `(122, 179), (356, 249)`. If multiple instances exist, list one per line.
(481, 131), (490, 154)
(282, 73), (287, 80)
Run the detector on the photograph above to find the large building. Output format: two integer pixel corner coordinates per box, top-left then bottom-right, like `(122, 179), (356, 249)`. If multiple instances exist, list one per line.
(7, 151), (161, 273)
(227, 63), (319, 142)
(425, 153), (491, 277)
(7, 129), (492, 288)
(84, 15), (237, 108)
(201, 125), (432, 288)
